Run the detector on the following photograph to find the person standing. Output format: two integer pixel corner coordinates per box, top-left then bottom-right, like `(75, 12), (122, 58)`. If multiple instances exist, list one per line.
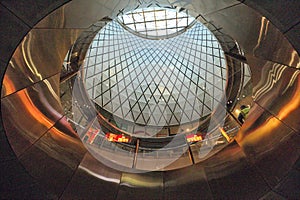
(238, 105), (250, 124)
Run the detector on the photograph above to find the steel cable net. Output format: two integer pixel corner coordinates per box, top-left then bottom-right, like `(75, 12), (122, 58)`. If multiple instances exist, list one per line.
(71, 8), (231, 172)
(82, 17), (227, 128)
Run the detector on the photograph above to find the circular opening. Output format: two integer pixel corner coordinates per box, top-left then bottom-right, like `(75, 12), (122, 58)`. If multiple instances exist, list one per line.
(81, 9), (227, 136)
(117, 7), (196, 39)
(60, 5), (250, 172)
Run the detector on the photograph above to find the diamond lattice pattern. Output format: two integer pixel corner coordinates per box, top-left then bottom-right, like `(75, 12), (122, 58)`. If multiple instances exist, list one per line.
(83, 20), (227, 126)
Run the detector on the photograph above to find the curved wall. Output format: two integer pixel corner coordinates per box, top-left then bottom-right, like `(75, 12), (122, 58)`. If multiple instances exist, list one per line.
(0, 0), (299, 199)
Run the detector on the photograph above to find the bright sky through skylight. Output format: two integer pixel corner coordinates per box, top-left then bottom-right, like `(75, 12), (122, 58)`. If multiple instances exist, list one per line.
(119, 7), (195, 38)
(83, 18), (227, 126)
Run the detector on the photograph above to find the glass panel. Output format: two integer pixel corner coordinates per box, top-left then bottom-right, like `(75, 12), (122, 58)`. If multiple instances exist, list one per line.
(118, 7), (196, 39)
(82, 13), (227, 130)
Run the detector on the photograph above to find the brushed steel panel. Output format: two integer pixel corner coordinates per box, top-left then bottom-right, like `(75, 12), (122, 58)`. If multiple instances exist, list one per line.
(273, 168), (300, 199)
(117, 172), (163, 200)
(236, 103), (294, 156)
(164, 165), (212, 200)
(202, 141), (247, 175)
(259, 191), (286, 200)
(19, 119), (86, 197)
(236, 102), (299, 188)
(0, 1), (299, 199)
(0, 0), (71, 27)
(0, 59), (6, 87)
(61, 152), (121, 199)
(256, 132), (300, 188)
(247, 56), (300, 132)
(1, 28), (81, 97)
(285, 22), (300, 55)
(0, 4), (30, 63)
(35, 0), (139, 29)
(204, 3), (300, 68)
(0, 129), (17, 162)
(203, 141), (269, 199)
(242, 0), (300, 33)
(186, 0), (241, 15)
(1, 74), (63, 156)
(0, 159), (56, 199)
(135, 146), (192, 171)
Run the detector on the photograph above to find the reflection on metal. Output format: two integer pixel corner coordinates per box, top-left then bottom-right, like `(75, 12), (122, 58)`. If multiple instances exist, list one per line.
(120, 173), (163, 188)
(253, 63), (287, 101)
(21, 33), (43, 81)
(219, 127), (230, 142)
(253, 17), (270, 54)
(2, 73), (16, 96)
(44, 79), (60, 103)
(277, 77), (300, 121)
(238, 111), (288, 149)
(1, 0), (299, 198)
(282, 70), (300, 94)
(79, 165), (120, 184)
(1, 75), (63, 156)
(289, 50), (300, 68)
(2, 28), (80, 97)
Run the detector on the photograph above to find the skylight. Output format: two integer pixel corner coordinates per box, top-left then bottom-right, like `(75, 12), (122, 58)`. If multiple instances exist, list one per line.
(118, 7), (196, 39)
(82, 18), (227, 127)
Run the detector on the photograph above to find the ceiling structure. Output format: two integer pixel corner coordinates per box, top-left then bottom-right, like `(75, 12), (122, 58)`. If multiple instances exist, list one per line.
(82, 7), (227, 127)
(1, 1), (299, 199)
(117, 7), (196, 39)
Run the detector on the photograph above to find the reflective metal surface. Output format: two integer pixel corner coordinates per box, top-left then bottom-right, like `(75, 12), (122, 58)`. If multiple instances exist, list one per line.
(61, 152), (121, 199)
(203, 141), (270, 199)
(1, 74), (62, 156)
(35, 0), (138, 29)
(188, 0), (242, 15)
(18, 118), (86, 197)
(236, 103), (300, 187)
(204, 3), (300, 68)
(0, 3), (31, 63)
(164, 165), (212, 200)
(0, 0), (299, 199)
(247, 55), (300, 132)
(117, 172), (164, 200)
(0, 0), (71, 27)
(1, 29), (81, 97)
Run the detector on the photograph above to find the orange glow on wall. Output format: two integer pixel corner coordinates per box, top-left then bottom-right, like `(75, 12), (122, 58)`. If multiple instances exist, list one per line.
(278, 78), (300, 120)
(241, 77), (300, 145)
(3, 75), (16, 95)
(17, 89), (54, 128)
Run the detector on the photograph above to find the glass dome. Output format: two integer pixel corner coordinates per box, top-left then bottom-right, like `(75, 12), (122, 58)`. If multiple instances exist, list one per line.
(117, 7), (196, 39)
(82, 7), (227, 128)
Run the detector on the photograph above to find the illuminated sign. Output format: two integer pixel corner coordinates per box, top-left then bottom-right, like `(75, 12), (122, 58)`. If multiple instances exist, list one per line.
(186, 134), (202, 143)
(105, 133), (131, 143)
(85, 128), (100, 144)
